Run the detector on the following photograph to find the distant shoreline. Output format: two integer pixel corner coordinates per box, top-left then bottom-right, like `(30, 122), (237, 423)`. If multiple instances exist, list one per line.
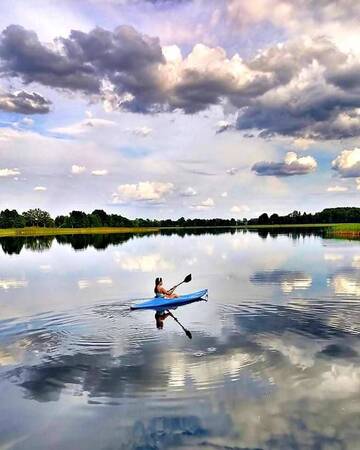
(0, 223), (359, 238)
(0, 226), (159, 238)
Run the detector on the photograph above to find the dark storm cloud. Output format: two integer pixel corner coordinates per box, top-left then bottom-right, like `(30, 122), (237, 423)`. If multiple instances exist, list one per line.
(0, 25), (100, 93)
(236, 77), (360, 139)
(0, 24), (164, 105)
(326, 63), (360, 90)
(1, 24), (360, 139)
(0, 90), (51, 114)
(236, 37), (360, 140)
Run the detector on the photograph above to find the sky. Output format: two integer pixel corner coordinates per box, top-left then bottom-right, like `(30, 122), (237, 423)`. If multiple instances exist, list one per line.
(0, 0), (359, 219)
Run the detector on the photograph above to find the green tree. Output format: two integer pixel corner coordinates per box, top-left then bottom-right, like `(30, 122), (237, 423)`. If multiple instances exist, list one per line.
(91, 209), (109, 226)
(0, 209), (25, 228)
(68, 211), (89, 228)
(269, 213), (279, 224)
(23, 209), (54, 227)
(258, 213), (269, 225)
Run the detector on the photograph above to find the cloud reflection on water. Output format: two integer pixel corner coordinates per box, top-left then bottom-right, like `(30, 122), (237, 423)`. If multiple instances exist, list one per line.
(0, 229), (359, 449)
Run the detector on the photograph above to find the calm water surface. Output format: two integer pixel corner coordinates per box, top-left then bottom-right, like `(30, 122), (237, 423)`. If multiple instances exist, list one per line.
(0, 230), (360, 449)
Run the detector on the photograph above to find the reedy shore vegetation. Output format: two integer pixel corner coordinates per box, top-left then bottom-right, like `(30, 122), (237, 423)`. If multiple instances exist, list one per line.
(0, 207), (359, 238)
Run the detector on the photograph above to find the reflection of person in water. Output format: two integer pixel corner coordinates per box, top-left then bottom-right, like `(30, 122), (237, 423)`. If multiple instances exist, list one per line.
(154, 277), (179, 299)
(154, 277), (178, 330)
(155, 311), (171, 329)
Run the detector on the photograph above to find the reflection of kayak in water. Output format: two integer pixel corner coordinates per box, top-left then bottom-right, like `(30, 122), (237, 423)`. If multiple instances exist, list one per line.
(130, 289), (208, 311)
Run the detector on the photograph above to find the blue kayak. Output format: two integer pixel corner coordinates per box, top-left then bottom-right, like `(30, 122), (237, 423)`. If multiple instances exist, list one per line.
(130, 289), (208, 311)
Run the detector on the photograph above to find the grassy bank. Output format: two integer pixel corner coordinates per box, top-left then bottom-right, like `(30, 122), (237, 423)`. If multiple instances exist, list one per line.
(325, 223), (360, 239)
(0, 223), (358, 238)
(0, 226), (159, 238)
(243, 223), (334, 229)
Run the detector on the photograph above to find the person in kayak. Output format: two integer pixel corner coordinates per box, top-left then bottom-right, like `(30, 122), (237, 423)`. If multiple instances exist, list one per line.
(154, 277), (179, 299)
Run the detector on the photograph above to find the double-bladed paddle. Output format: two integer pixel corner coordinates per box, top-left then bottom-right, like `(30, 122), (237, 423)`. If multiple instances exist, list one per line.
(166, 310), (192, 339)
(169, 273), (192, 293)
(167, 274), (193, 339)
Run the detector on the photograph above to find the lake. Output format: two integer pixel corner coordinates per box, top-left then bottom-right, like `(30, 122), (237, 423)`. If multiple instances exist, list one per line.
(0, 229), (359, 449)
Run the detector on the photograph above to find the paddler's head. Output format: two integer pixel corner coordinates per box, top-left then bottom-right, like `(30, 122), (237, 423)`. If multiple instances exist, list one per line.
(155, 277), (163, 287)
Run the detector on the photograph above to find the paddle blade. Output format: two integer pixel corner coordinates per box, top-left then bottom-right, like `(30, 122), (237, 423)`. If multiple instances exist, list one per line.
(184, 274), (192, 283)
(185, 329), (192, 339)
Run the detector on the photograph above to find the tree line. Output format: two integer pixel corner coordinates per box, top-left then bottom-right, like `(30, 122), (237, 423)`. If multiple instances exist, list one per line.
(248, 207), (360, 225)
(0, 207), (359, 229)
(0, 208), (240, 229)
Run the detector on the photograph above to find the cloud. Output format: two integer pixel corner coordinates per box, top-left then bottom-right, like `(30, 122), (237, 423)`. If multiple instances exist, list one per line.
(292, 137), (314, 149)
(231, 205), (250, 214)
(0, 90), (51, 114)
(129, 126), (153, 137)
(324, 253), (344, 261)
(193, 197), (215, 210)
(215, 120), (233, 134)
(180, 186), (197, 197)
(0, 168), (20, 177)
(225, 0), (360, 57)
(21, 117), (34, 126)
(353, 255), (360, 268)
(1, 16), (360, 139)
(332, 274), (360, 297)
(357, 179), (360, 190)
(226, 167), (239, 175)
(91, 169), (108, 176)
(71, 165), (86, 174)
(332, 148), (360, 178)
(0, 278), (28, 290)
(221, 191), (228, 197)
(114, 251), (173, 272)
(234, 37), (360, 139)
(78, 277), (113, 289)
(0, 24), (164, 111)
(113, 181), (174, 203)
(201, 197), (214, 207)
(52, 118), (116, 135)
(34, 186), (47, 191)
(326, 185), (348, 192)
(250, 270), (312, 293)
(252, 151), (317, 176)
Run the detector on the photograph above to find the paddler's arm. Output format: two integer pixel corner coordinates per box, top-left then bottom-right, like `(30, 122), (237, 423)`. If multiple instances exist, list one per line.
(159, 286), (173, 295)
(167, 285), (177, 294)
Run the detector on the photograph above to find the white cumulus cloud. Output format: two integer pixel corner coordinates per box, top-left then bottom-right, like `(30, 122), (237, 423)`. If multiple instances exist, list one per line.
(332, 148), (360, 178)
(252, 151), (317, 176)
(113, 181), (174, 203)
(34, 186), (47, 191)
(91, 169), (108, 176)
(231, 205), (250, 214)
(71, 165), (86, 174)
(180, 186), (197, 197)
(129, 126), (153, 137)
(193, 197), (215, 210)
(326, 185), (348, 192)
